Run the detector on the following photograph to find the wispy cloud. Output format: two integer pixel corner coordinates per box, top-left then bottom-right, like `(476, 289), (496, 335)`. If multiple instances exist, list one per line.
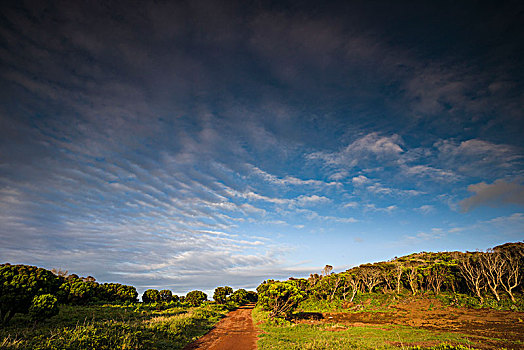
(415, 205), (435, 215)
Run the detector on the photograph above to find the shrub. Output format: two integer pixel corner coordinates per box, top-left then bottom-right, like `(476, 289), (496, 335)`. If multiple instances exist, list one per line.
(28, 294), (59, 322)
(185, 290), (207, 306)
(229, 288), (249, 305)
(213, 286), (233, 304)
(159, 289), (173, 302)
(246, 291), (258, 303)
(257, 280), (306, 319)
(0, 264), (61, 324)
(142, 289), (160, 304)
(99, 283), (138, 303)
(57, 279), (97, 304)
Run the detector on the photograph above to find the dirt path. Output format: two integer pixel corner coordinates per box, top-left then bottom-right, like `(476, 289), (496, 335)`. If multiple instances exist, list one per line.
(183, 304), (258, 350)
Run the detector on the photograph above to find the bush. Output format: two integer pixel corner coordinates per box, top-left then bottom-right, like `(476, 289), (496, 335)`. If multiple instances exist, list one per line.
(185, 290), (207, 306)
(0, 264), (61, 324)
(57, 279), (97, 304)
(142, 289), (160, 304)
(171, 294), (180, 303)
(28, 294), (59, 322)
(213, 286), (233, 304)
(257, 280), (306, 319)
(99, 283), (138, 303)
(229, 288), (249, 305)
(246, 291), (258, 303)
(159, 289), (173, 302)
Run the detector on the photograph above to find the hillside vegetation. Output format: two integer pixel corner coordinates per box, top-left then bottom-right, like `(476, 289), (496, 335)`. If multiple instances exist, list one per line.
(257, 242), (523, 319)
(255, 242), (523, 350)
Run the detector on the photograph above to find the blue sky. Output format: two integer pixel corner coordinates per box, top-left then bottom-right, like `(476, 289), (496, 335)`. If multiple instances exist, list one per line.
(1, 0), (523, 296)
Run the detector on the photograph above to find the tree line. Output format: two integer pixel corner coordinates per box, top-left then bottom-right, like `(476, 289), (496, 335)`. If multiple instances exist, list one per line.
(256, 242), (523, 319)
(0, 263), (260, 325)
(0, 264), (139, 325)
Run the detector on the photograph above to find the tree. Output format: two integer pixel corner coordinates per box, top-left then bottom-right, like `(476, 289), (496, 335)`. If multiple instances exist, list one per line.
(340, 272), (359, 302)
(500, 250), (522, 303)
(393, 263), (404, 294)
(159, 289), (173, 302)
(229, 288), (249, 304)
(246, 291), (258, 303)
(425, 263), (448, 295)
(360, 266), (382, 293)
(257, 280), (306, 319)
(29, 294), (59, 323)
(0, 264), (61, 324)
(99, 283), (138, 303)
(213, 286), (233, 304)
(405, 263), (422, 295)
(142, 289), (160, 303)
(321, 265), (333, 276)
(458, 253), (485, 303)
(480, 250), (505, 301)
(185, 290), (207, 306)
(57, 279), (97, 304)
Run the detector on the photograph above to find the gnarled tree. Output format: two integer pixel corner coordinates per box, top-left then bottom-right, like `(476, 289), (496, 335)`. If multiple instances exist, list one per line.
(458, 253), (485, 303)
(480, 250), (505, 301)
(360, 266), (382, 293)
(500, 250), (521, 303)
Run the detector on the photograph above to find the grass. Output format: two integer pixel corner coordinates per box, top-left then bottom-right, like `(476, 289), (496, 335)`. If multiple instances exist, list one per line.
(253, 305), (486, 350)
(0, 302), (231, 349)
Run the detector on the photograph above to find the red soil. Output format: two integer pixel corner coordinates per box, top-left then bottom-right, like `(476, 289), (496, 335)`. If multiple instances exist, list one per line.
(183, 304), (258, 350)
(296, 297), (524, 349)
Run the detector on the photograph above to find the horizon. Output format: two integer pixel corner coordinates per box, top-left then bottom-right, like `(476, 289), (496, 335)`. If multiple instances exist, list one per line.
(1, 0), (523, 297)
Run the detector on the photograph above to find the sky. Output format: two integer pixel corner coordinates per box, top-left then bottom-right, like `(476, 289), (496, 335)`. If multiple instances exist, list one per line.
(1, 0), (523, 296)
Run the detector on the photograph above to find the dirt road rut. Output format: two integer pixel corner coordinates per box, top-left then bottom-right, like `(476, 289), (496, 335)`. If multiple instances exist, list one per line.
(183, 304), (258, 350)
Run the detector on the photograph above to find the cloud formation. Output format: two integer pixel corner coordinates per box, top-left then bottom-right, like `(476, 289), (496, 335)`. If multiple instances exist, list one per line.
(460, 180), (524, 212)
(1, 0), (523, 293)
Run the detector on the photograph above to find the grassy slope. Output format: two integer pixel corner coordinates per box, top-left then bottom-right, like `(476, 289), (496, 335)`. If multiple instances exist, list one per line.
(0, 302), (231, 349)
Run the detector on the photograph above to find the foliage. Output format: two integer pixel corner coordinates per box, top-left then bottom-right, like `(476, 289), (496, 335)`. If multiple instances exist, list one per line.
(0, 264), (61, 324)
(266, 242), (523, 311)
(56, 277), (138, 305)
(257, 280), (306, 319)
(57, 279), (97, 304)
(98, 283), (138, 303)
(185, 290), (207, 307)
(159, 289), (173, 302)
(229, 288), (250, 305)
(142, 289), (161, 304)
(28, 294), (59, 322)
(171, 294), (180, 303)
(213, 286), (233, 304)
(246, 290), (258, 303)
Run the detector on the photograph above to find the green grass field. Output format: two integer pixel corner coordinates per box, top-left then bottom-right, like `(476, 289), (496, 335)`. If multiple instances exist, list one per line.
(0, 302), (231, 349)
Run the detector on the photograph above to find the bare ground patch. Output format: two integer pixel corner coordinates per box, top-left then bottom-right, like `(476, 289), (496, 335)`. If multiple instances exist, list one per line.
(294, 297), (524, 349)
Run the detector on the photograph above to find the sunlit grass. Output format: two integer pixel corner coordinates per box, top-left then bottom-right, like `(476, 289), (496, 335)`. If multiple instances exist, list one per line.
(0, 303), (229, 349)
